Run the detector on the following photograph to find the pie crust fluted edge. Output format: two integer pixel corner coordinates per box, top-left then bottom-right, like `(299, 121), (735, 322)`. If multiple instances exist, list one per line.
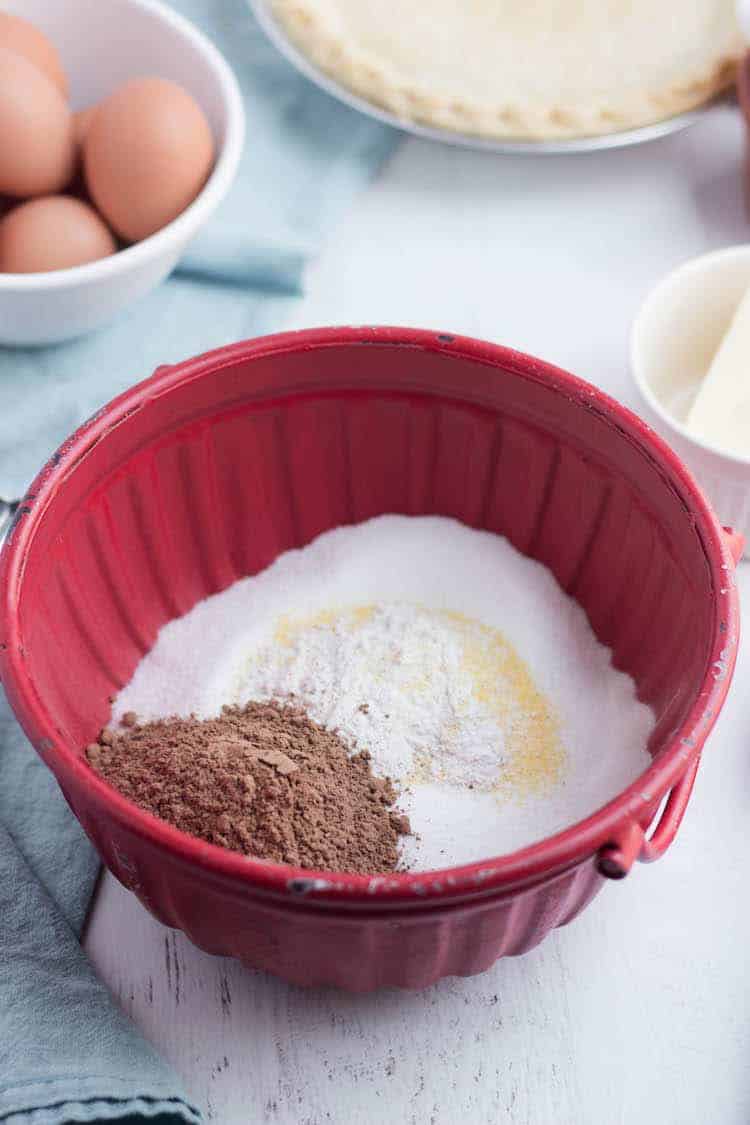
(271, 0), (742, 140)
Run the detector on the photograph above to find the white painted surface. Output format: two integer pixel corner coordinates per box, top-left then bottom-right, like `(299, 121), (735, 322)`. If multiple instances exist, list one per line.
(85, 105), (750, 1124)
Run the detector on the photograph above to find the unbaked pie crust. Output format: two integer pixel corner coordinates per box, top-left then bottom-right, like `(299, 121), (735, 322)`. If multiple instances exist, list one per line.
(271, 0), (743, 140)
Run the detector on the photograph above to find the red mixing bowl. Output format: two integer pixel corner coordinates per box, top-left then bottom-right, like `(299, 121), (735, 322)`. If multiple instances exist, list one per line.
(0, 327), (740, 990)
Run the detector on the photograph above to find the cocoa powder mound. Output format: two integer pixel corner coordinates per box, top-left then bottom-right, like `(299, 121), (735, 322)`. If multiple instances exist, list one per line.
(86, 701), (411, 874)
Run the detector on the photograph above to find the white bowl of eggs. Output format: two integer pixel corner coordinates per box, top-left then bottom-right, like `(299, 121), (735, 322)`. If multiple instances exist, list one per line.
(0, 0), (244, 345)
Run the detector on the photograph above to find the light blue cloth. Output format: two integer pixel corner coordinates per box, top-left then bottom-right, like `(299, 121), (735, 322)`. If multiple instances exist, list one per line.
(0, 689), (203, 1125)
(0, 2), (396, 1121)
(0, 724), (203, 1125)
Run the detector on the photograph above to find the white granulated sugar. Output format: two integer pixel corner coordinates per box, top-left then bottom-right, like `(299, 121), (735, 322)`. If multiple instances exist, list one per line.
(114, 516), (654, 870)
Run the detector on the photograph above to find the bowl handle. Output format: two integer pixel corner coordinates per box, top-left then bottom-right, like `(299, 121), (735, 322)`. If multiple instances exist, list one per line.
(722, 527), (745, 565)
(0, 499), (19, 546)
(597, 755), (701, 879)
(598, 525), (741, 879)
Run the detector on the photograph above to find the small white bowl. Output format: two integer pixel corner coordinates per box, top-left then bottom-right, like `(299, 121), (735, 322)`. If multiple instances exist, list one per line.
(0, 0), (244, 345)
(631, 245), (750, 555)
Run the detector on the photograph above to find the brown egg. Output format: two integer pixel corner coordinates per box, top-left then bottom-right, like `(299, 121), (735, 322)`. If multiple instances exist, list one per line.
(0, 195), (116, 273)
(0, 47), (75, 197)
(74, 105), (97, 149)
(0, 13), (68, 95)
(84, 77), (214, 242)
(72, 105), (98, 183)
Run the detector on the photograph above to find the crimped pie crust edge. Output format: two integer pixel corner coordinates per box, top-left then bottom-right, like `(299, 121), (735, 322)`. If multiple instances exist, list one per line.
(271, 0), (741, 140)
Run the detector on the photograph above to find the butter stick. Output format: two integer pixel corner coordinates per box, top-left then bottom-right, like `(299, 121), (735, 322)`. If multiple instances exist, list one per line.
(686, 284), (750, 457)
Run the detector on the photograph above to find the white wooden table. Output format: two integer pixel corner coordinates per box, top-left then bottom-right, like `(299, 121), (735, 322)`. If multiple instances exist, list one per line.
(85, 105), (750, 1125)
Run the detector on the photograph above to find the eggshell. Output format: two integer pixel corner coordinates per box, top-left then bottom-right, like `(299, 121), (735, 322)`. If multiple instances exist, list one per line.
(0, 195), (116, 273)
(74, 105), (97, 149)
(0, 47), (75, 197)
(84, 77), (214, 242)
(0, 13), (68, 95)
(72, 105), (98, 183)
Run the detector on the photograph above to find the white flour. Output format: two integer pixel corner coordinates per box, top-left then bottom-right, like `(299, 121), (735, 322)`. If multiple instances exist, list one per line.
(114, 516), (654, 870)
(231, 603), (563, 792)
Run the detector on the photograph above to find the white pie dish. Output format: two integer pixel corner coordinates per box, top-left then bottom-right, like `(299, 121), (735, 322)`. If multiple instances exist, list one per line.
(249, 0), (731, 156)
(0, 0), (244, 346)
(631, 245), (750, 556)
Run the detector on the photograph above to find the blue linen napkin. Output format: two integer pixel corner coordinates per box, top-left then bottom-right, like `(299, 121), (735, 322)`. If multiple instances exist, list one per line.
(0, 2), (397, 1121)
(0, 688), (203, 1125)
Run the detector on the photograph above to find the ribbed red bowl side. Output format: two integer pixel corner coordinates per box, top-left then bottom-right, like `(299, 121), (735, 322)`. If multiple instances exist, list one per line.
(74, 790), (605, 990)
(0, 328), (737, 989)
